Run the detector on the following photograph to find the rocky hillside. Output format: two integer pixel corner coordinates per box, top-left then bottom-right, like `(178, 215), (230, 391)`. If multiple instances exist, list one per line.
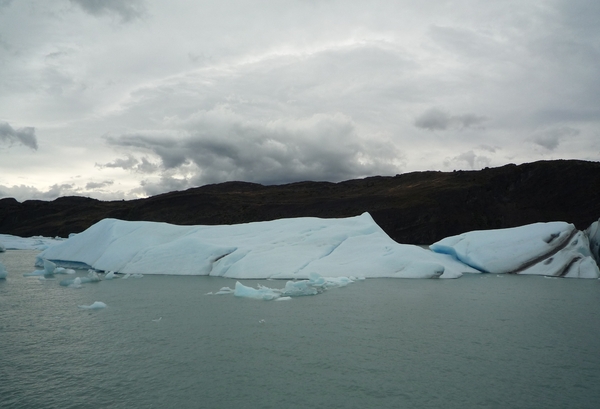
(1, 160), (599, 244)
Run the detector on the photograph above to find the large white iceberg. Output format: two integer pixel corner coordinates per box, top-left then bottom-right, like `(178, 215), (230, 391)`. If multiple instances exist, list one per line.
(430, 222), (600, 278)
(36, 213), (476, 279)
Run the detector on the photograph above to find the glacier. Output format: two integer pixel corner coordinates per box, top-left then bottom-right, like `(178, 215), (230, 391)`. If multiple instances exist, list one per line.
(36, 213), (477, 279)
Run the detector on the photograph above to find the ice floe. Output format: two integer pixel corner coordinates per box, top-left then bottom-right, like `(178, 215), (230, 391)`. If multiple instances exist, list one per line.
(0, 234), (64, 250)
(36, 213), (477, 279)
(59, 270), (101, 287)
(78, 301), (107, 309)
(430, 222), (600, 278)
(228, 272), (360, 300)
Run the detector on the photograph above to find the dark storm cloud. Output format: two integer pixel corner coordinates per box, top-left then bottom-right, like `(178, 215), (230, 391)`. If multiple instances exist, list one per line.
(69, 0), (146, 22)
(414, 108), (487, 131)
(0, 121), (38, 150)
(105, 111), (403, 188)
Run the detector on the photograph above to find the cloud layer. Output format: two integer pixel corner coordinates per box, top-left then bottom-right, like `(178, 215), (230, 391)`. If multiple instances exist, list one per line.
(0, 0), (598, 201)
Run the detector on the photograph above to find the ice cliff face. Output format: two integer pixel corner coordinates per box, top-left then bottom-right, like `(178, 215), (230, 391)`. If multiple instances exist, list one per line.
(34, 213), (600, 279)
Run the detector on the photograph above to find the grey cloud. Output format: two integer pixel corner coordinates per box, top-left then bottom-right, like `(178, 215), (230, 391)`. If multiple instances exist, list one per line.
(85, 180), (114, 189)
(414, 109), (488, 131)
(69, 0), (146, 22)
(106, 111), (404, 189)
(0, 121), (38, 150)
(96, 154), (159, 174)
(477, 144), (499, 153)
(533, 126), (580, 151)
(139, 176), (192, 197)
(444, 150), (491, 169)
(96, 155), (138, 169)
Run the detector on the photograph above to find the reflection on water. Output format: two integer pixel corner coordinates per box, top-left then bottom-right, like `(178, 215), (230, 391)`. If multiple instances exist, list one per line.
(1, 250), (600, 409)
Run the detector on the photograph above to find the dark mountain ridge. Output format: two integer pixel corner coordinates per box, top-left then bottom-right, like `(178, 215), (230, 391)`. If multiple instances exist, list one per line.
(1, 159), (599, 244)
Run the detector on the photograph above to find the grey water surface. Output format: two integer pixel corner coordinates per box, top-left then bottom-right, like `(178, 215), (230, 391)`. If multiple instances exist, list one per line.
(1, 250), (599, 409)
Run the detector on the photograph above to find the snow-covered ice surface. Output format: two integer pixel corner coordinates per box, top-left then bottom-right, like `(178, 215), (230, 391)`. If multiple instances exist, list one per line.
(37, 213), (478, 279)
(0, 234), (64, 251)
(430, 222), (600, 278)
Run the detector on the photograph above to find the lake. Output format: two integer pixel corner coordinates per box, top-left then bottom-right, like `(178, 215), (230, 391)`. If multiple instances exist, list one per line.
(1, 250), (599, 408)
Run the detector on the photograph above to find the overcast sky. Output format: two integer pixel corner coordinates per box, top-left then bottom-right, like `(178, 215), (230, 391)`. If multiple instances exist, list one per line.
(1, 0), (599, 201)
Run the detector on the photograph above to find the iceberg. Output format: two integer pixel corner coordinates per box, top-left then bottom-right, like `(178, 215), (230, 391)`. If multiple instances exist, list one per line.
(37, 213), (476, 279)
(0, 242), (5, 252)
(0, 261), (7, 279)
(430, 222), (600, 278)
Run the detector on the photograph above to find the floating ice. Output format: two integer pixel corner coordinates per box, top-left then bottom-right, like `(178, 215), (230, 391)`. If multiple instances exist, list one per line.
(36, 213), (477, 279)
(104, 271), (116, 280)
(231, 272), (356, 301)
(78, 301), (107, 309)
(234, 282), (282, 300)
(59, 271), (101, 287)
(0, 234), (64, 250)
(0, 262), (7, 279)
(43, 259), (56, 276)
(430, 222), (600, 278)
(0, 242), (5, 252)
(214, 287), (235, 295)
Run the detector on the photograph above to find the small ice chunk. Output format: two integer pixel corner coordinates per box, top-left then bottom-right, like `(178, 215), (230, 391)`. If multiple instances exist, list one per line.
(275, 296), (292, 301)
(78, 301), (107, 309)
(0, 262), (7, 279)
(215, 287), (234, 295)
(122, 273), (131, 279)
(60, 274), (101, 287)
(54, 267), (76, 275)
(43, 259), (56, 276)
(130, 273), (143, 278)
(234, 281), (281, 300)
(69, 277), (83, 288)
(104, 271), (116, 280)
(282, 280), (319, 297)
